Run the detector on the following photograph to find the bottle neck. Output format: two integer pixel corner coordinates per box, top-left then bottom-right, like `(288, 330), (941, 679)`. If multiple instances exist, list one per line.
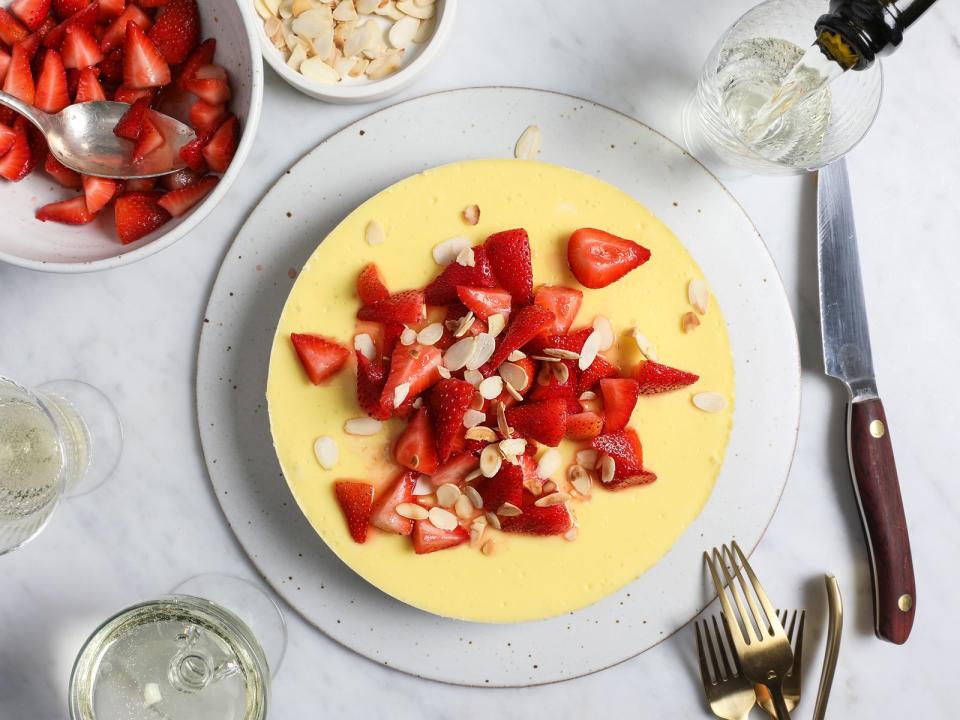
(814, 0), (937, 70)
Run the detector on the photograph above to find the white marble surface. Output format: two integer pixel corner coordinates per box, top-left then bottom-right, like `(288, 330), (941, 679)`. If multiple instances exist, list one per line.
(1, 0), (958, 717)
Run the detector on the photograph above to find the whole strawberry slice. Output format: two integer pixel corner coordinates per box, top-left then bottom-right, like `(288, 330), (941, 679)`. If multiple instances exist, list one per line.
(357, 263), (390, 305)
(357, 289), (425, 325)
(147, 0), (199, 64)
(633, 359), (699, 394)
(114, 97), (152, 140)
(157, 175), (218, 217)
(41, 0), (97, 49)
(523, 327), (591, 357)
(379, 343), (442, 415)
(484, 228), (533, 305)
(472, 463), (523, 512)
(74, 66), (106, 102)
(36, 196), (95, 224)
(599, 378), (640, 432)
(82, 175), (118, 213)
(455, 286), (511, 321)
(370, 471), (417, 535)
(591, 428), (644, 478)
(577, 355), (619, 394)
(10, 0), (50, 31)
(566, 411), (603, 440)
(3, 42), (35, 105)
(290, 333), (350, 385)
(394, 406), (439, 475)
(533, 285), (582, 334)
(124, 21), (171, 89)
(483, 304), (555, 373)
(61, 23), (101, 69)
(423, 245), (496, 305)
(500, 490), (572, 536)
(44, 153), (81, 188)
(355, 350), (389, 420)
(567, 227), (651, 289)
(412, 519), (468, 554)
(334, 481), (374, 544)
(428, 452), (479, 487)
(114, 191), (171, 244)
(506, 397), (568, 447)
(35, 49), (69, 113)
(604, 470), (657, 491)
(427, 378), (474, 462)
(100, 4), (151, 53)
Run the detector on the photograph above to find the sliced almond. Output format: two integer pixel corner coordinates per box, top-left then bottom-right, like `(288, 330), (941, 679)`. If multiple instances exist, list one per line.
(465, 425), (497, 442)
(552, 362), (570, 384)
(372, 0), (403, 19)
(291, 7), (333, 36)
(591, 315), (614, 351)
(504, 381), (523, 402)
(495, 402), (512, 438)
(454, 494), (475, 520)
(514, 124), (541, 160)
(396, 0), (433, 17)
(469, 391), (485, 411)
(563, 527), (579, 542)
(416, 322), (444, 346)
(432, 235), (470, 265)
(531, 355), (560, 363)
(498, 438), (527, 457)
(484, 511), (502, 530)
(497, 502), (522, 517)
(412, 14), (433, 41)
(343, 417), (382, 435)
(462, 409), (486, 429)
(458, 369), (480, 387)
(453, 311), (475, 338)
(464, 467), (483, 483)
(578, 331), (601, 370)
(348, 56), (369, 76)
(411, 397), (423, 409)
(455, 246), (476, 268)
(693, 392), (727, 413)
(544, 347), (579, 361)
(535, 492), (570, 507)
(576, 449), (599, 469)
(481, 539), (496, 556)
(435, 483), (461, 508)
(631, 328), (658, 361)
(309, 28), (335, 62)
(344, 20), (377, 56)
(599, 454), (616, 484)
(478, 375), (503, 400)
(256, 0), (275, 20)
(364, 219), (385, 246)
(487, 313), (506, 338)
(299, 56), (339, 83)
(507, 349), (526, 362)
(412, 476), (433, 496)
(437, 365), (451, 379)
(480, 444), (502, 477)
(464, 485), (484, 509)
(366, 48), (404, 79)
(333, 54), (356, 76)
(469, 518), (486, 545)
(688, 278), (709, 315)
(569, 466), (592, 496)
(428, 506), (458, 531)
(681, 311), (701, 333)
(313, 435), (339, 469)
(465, 333), (496, 370)
(355, 0), (379, 11)
(264, 15), (282, 36)
(498, 362), (528, 391)
(332, 0), (357, 20)
(388, 14), (418, 49)
(396, 502), (428, 520)
(393, 382), (410, 408)
(578, 390), (597, 401)
(536, 448), (561, 479)
(291, 0), (314, 16)
(443, 336), (477, 372)
(462, 204), (480, 225)
(399, 326), (417, 345)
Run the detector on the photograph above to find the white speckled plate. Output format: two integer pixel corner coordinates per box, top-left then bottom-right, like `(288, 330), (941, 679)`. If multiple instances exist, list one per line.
(196, 87), (800, 687)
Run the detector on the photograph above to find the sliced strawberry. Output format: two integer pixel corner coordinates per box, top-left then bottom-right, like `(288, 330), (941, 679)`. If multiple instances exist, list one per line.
(334, 481), (374, 544)
(159, 166), (200, 191)
(97, 0), (124, 20)
(412, 519), (468, 554)
(98, 46), (122, 85)
(34, 12), (55, 38)
(427, 378), (473, 462)
(472, 463), (523, 511)
(604, 470), (657, 491)
(428, 452), (479, 487)
(493, 355), (535, 405)
(500, 490), (572, 536)
(123, 176), (155, 191)
(591, 428), (645, 478)
(82, 174), (118, 212)
(483, 304), (555, 373)
(423, 245), (496, 305)
(123, 20), (170, 88)
(183, 63), (230, 104)
(534, 285), (582, 334)
(357, 289), (424, 325)
(201, 112), (238, 173)
(42, 0), (97, 49)
(506, 397), (568, 447)
(147, 0), (198, 64)
(599, 378), (640, 432)
(633, 359), (699, 395)
(567, 227), (651, 289)
(455, 286), (511, 321)
(113, 95), (150, 139)
(188, 99), (225, 133)
(178, 131), (208, 172)
(61, 23), (101, 67)
(0, 123), (16, 157)
(369, 471), (417, 535)
(357, 263), (389, 305)
(289, 333), (349, 385)
(74, 64), (105, 100)
(0, 49), (11, 87)
(0, 8), (29, 46)
(100, 3), (150, 53)
(36, 195), (95, 224)
(2, 42), (35, 105)
(566, 411), (603, 440)
(528, 358), (577, 403)
(355, 350), (389, 421)
(43, 152), (80, 187)
(0, 119), (32, 181)
(394, 406), (439, 475)
(484, 228), (533, 305)
(138, 0), (169, 6)
(523, 327), (592, 357)
(577, 354), (619, 394)
(379, 321), (403, 364)
(113, 190), (170, 243)
(112, 84), (154, 104)
(156, 173), (216, 216)
(131, 112), (163, 161)
(11, 0), (51, 31)
(379, 343), (441, 415)
(176, 35), (214, 88)
(52, 0), (88, 20)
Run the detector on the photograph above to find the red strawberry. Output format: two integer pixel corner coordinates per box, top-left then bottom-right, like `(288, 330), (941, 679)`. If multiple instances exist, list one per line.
(82, 174), (118, 212)
(523, 327), (592, 357)
(188, 99), (225, 133)
(156, 173), (216, 216)
(43, 152), (80, 187)
(357, 263), (390, 305)
(138, 0), (170, 6)
(428, 452), (479, 487)
(500, 490), (572, 536)
(357, 289), (425, 325)
(113, 95), (150, 139)
(0, 49), (11, 86)
(36, 195), (95, 224)
(146, 0), (198, 64)
(427, 378), (474, 462)
(176, 36), (214, 88)
(2, 42), (35, 105)
(159, 166), (200, 191)
(123, 176), (155, 191)
(483, 304), (555, 373)
(100, 3), (150, 53)
(577, 354), (619, 394)
(380, 343), (441, 415)
(566, 411), (603, 440)
(493, 355), (535, 405)
(484, 228), (533, 305)
(506, 397), (568, 447)
(113, 190), (171, 243)
(0, 8), (29, 46)
(131, 112), (163, 161)
(201, 112), (238, 173)
(423, 245), (496, 305)
(394, 406), (439, 475)
(472, 463), (523, 511)
(455, 286), (511, 321)
(74, 65), (105, 100)
(379, 321), (403, 363)
(0, 119), (32, 181)
(52, 0), (87, 20)
(34, 12), (55, 38)
(599, 378), (639, 432)
(61, 23), (101, 68)
(11, 0), (51, 31)
(533, 285), (582, 334)
(604, 470), (657, 491)
(289, 333), (349, 385)
(178, 131), (209, 172)
(528, 357), (577, 403)
(97, 0), (124, 20)
(334, 481), (374, 544)
(0, 124), (16, 156)
(369, 471), (417, 535)
(98, 46), (122, 85)
(355, 350), (389, 420)
(183, 63), (230, 104)
(42, 0), (97, 49)
(412, 519), (468, 554)
(591, 428), (645, 478)
(112, 84), (154, 104)
(567, 227), (651, 289)
(25, 122), (47, 173)
(633, 360), (699, 394)
(123, 20), (170, 88)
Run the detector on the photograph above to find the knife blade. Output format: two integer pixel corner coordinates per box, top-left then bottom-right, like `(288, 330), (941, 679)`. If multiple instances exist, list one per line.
(818, 158), (915, 645)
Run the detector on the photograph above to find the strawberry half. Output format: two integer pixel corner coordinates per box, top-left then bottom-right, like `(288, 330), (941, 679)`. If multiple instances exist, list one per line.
(42, 0), (98, 49)
(97, 0), (123, 20)
(100, 3), (151, 53)
(528, 358), (577, 403)
(355, 350), (389, 420)
(123, 20), (170, 89)
(35, 195), (95, 224)
(157, 174), (217, 216)
(177, 36), (214, 88)
(423, 245), (496, 305)
(455, 286), (511, 321)
(483, 304), (555, 373)
(505, 397), (568, 447)
(427, 378), (474, 462)
(52, 0), (87, 21)
(357, 263), (390, 305)
(567, 227), (651, 289)
(0, 124), (16, 157)
(428, 452), (479, 487)
(2, 42), (35, 105)
(183, 63), (230, 104)
(334, 481), (374, 544)
(591, 428), (644, 478)
(577, 355), (619, 394)
(11, 0), (51, 32)
(0, 8), (30, 46)
(394, 406), (439, 475)
(44, 152), (81, 187)
(379, 343), (442, 415)
(289, 333), (349, 385)
(147, 0), (199, 64)
(472, 463), (523, 511)
(523, 327), (591, 357)
(500, 490), (572, 536)
(188, 99), (226, 134)
(114, 96), (151, 140)
(369, 471), (417, 535)
(604, 470), (657, 491)
(565, 410), (603, 440)
(114, 189), (171, 236)
(484, 228), (533, 305)
(357, 289), (425, 325)
(74, 65), (105, 101)
(0, 119), (33, 181)
(533, 285), (582, 334)
(599, 377), (639, 432)
(132, 113), (164, 161)
(82, 174), (118, 213)
(633, 359), (699, 395)
(112, 84), (155, 104)
(201, 112), (238, 173)
(61, 23), (102, 69)
(412, 519), (468, 554)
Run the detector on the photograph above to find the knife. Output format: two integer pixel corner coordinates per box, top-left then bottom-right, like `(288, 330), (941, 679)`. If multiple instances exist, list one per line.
(818, 158), (915, 644)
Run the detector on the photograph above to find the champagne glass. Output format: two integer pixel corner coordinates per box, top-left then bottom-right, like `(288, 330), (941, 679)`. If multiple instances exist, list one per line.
(0, 375), (122, 555)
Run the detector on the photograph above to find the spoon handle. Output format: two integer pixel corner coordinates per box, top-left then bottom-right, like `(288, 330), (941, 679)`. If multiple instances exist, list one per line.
(0, 90), (52, 132)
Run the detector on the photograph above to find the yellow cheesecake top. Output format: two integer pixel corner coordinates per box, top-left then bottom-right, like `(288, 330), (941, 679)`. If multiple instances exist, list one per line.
(267, 159), (734, 623)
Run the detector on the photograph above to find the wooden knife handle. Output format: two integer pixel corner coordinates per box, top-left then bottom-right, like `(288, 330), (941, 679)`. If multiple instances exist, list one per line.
(847, 397), (915, 644)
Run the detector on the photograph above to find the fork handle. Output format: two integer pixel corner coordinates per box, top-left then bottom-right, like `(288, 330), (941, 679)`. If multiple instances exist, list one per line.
(766, 684), (792, 720)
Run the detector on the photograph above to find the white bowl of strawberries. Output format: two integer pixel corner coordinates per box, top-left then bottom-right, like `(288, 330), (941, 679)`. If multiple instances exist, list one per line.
(0, 0), (263, 272)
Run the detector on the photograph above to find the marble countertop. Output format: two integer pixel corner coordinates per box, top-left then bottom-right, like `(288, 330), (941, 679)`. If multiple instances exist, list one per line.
(2, 0), (959, 717)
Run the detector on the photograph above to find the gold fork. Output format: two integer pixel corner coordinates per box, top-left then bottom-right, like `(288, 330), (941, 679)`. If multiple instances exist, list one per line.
(695, 614), (757, 720)
(705, 541), (795, 720)
(755, 610), (805, 716)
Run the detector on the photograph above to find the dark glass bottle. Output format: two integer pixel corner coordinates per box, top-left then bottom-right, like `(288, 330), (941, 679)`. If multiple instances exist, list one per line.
(814, 0), (938, 70)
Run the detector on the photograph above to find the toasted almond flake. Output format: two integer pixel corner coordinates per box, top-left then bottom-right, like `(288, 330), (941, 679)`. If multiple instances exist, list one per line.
(524, 474), (543, 495)
(570, 467), (592, 496)
(413, 0), (434, 5)
(552, 362), (570, 384)
(541, 480), (557, 494)
(563, 527), (579, 542)
(507, 349), (526, 361)
(432, 235), (470, 265)
(264, 15), (282, 35)
(387, 14), (418, 48)
(681, 311), (701, 333)
(332, 0), (357, 20)
(499, 438), (527, 457)
(466, 333), (496, 370)
(455, 246), (476, 267)
(469, 391), (485, 411)
(480, 444), (502, 477)
(630, 328), (658, 361)
(462, 204), (480, 225)
(428, 506), (458, 530)
(531, 355), (560, 363)
(693, 392), (727, 413)
(495, 402), (512, 437)
(348, 56), (369, 76)
(411, 13), (433, 41)
(465, 425), (497, 442)
(363, 219), (385, 246)
(333, 53), (356, 76)
(465, 467), (483, 483)
(498, 362), (528, 391)
(591, 316), (614, 351)
(578, 331), (601, 370)
(484, 511), (502, 530)
(462, 409), (486, 429)
(454, 311), (475, 338)
(481, 539), (496, 556)
(396, 502), (428, 520)
(412, 476), (433, 495)
(299, 56), (339, 83)
(514, 124), (541, 160)
(291, 7), (333, 35)
(418, 494), (437, 508)
(313, 436), (339, 469)
(344, 20), (376, 56)
(416, 322), (444, 346)
(462, 369), (483, 387)
(454, 494), (474, 520)
(443, 337), (477, 371)
(487, 313), (506, 337)
(435, 366), (450, 381)
(536, 448), (561, 479)
(497, 502), (522, 517)
(478, 376), (503, 400)
(256, 0), (274, 20)
(461, 487), (483, 511)
(579, 390), (597, 401)
(373, 0), (403, 18)
(688, 278), (709, 315)
(544, 347), (579, 360)
(355, 0), (379, 11)
(291, 0), (315, 16)
(569, 464), (589, 484)
(411, 397), (423, 409)
(344, 417), (382, 435)
(278, 0), (294, 18)
(599, 454), (616, 484)
(400, 326), (417, 345)
(396, 0), (433, 17)
(366, 48), (404, 79)
(470, 519), (486, 545)
(354, 333), (376, 360)
(535, 492), (570, 507)
(576, 449), (599, 469)
(435, 483), (461, 508)
(308, 28), (335, 61)
(393, 382), (410, 408)
(504, 380), (523, 402)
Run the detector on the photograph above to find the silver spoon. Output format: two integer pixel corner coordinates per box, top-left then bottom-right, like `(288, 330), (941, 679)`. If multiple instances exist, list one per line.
(0, 90), (196, 179)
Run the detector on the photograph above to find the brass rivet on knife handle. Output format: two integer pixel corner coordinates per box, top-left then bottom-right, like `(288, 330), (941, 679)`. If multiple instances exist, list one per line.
(898, 594), (913, 612)
(869, 419), (885, 438)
